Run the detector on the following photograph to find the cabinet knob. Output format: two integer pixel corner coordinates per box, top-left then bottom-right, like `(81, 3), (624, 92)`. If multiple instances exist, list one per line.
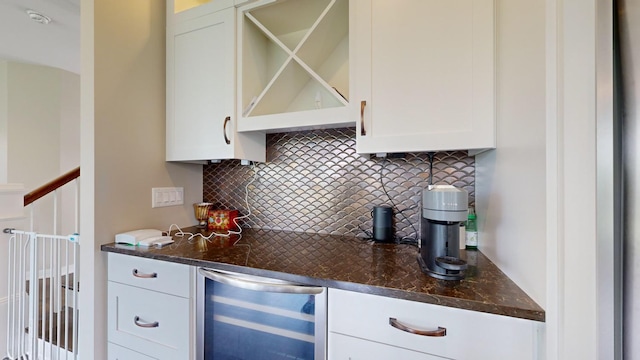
(360, 101), (367, 136)
(223, 116), (231, 145)
(389, 317), (447, 337)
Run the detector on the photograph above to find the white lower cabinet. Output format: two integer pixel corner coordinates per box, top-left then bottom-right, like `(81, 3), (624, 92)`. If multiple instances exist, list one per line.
(108, 342), (156, 360)
(329, 333), (446, 360)
(328, 289), (543, 360)
(107, 253), (194, 360)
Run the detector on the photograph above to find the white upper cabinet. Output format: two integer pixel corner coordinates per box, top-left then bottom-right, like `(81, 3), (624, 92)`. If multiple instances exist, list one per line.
(236, 0), (352, 133)
(352, 0), (495, 154)
(167, 0), (265, 162)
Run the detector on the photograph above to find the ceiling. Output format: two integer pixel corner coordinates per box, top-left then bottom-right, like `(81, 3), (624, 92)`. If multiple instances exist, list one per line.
(0, 0), (80, 74)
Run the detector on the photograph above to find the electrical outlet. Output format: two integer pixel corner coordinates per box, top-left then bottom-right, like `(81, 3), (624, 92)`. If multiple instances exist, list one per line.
(152, 187), (184, 208)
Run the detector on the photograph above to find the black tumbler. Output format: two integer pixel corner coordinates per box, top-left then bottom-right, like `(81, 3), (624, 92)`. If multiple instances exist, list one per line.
(372, 205), (394, 242)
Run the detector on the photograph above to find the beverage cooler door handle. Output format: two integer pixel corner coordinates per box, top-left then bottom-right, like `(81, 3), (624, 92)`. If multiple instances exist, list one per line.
(389, 317), (447, 337)
(198, 268), (324, 294)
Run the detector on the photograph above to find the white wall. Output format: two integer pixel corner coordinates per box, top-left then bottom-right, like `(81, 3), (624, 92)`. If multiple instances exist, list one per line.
(475, 0), (547, 308)
(621, 1), (640, 357)
(0, 59), (80, 357)
(0, 62), (7, 183)
(478, 1), (606, 358)
(6, 62), (62, 189)
(2, 61), (81, 234)
(548, 0), (599, 358)
(79, 1), (203, 358)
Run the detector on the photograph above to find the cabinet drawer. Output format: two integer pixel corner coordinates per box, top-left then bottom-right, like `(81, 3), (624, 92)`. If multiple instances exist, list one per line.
(328, 289), (540, 360)
(108, 282), (191, 360)
(108, 342), (157, 360)
(329, 332), (445, 360)
(108, 253), (191, 297)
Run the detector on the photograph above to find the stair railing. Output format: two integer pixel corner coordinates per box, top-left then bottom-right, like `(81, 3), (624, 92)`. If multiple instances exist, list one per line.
(3, 166), (80, 360)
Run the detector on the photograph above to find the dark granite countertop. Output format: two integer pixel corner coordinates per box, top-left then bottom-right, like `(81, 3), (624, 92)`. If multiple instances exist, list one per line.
(101, 228), (545, 322)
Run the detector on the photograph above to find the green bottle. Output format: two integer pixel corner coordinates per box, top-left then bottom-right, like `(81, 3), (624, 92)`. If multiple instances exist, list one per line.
(465, 208), (478, 250)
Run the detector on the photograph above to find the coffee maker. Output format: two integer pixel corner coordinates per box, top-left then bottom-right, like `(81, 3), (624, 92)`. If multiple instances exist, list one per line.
(418, 185), (469, 280)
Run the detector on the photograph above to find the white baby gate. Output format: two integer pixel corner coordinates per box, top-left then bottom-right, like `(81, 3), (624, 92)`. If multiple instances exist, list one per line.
(3, 229), (79, 360)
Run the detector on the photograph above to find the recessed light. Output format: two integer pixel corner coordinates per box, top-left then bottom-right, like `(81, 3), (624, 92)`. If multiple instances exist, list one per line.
(26, 10), (52, 25)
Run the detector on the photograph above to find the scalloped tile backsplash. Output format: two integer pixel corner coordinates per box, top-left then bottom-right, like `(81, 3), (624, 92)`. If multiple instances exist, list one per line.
(203, 128), (474, 241)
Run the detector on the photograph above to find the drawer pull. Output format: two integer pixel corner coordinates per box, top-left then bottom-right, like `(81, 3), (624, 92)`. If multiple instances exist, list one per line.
(389, 317), (446, 337)
(134, 316), (159, 328)
(132, 269), (157, 278)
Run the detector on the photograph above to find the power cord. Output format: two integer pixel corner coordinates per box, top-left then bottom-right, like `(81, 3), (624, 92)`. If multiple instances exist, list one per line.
(427, 152), (435, 186)
(168, 162), (260, 241)
(378, 157), (419, 246)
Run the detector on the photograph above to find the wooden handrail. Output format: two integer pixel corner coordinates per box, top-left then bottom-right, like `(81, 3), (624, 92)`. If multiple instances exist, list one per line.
(24, 167), (80, 206)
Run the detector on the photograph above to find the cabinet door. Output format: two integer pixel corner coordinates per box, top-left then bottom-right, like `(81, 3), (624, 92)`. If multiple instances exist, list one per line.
(329, 333), (446, 360)
(352, 0), (495, 154)
(108, 342), (157, 360)
(167, 6), (265, 162)
(328, 289), (541, 360)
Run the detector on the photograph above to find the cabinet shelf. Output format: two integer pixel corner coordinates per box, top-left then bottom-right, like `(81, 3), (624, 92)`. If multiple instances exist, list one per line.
(238, 0), (351, 132)
(248, 0), (330, 51)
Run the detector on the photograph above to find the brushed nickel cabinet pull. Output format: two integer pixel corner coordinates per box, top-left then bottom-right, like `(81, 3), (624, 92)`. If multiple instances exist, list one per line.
(132, 269), (157, 278)
(389, 317), (446, 337)
(223, 116), (231, 145)
(360, 100), (367, 136)
(134, 316), (159, 328)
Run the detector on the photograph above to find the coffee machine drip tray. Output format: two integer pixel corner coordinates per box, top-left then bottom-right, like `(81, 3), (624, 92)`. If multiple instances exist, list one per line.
(418, 256), (466, 281)
(435, 256), (468, 271)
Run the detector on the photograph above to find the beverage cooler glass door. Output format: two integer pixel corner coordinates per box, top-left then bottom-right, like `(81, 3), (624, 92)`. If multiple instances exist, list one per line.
(196, 268), (327, 360)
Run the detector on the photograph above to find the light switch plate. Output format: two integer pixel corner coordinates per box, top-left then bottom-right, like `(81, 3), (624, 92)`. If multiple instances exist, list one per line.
(152, 187), (184, 208)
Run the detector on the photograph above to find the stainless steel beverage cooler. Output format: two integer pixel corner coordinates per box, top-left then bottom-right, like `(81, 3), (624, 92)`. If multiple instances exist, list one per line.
(196, 268), (327, 360)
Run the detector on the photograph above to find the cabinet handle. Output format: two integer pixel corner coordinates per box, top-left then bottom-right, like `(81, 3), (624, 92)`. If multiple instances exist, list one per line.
(132, 269), (157, 279)
(360, 100), (367, 136)
(198, 268), (324, 294)
(134, 316), (159, 328)
(223, 116), (231, 145)
(389, 317), (446, 337)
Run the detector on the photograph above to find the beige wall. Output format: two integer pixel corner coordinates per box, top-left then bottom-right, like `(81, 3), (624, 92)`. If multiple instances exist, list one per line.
(475, 0), (547, 307)
(80, 1), (203, 358)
